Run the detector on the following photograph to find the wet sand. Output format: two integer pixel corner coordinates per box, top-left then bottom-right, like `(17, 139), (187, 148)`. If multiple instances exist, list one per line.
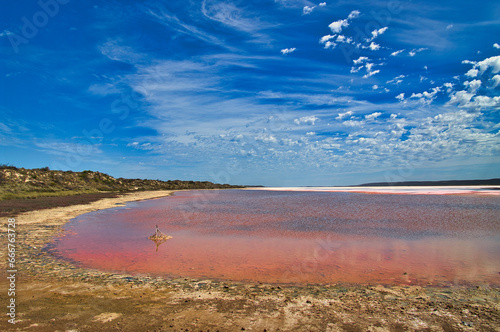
(1, 189), (499, 331)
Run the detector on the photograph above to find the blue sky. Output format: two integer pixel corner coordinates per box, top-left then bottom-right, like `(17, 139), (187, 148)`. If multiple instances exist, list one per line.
(0, 0), (499, 186)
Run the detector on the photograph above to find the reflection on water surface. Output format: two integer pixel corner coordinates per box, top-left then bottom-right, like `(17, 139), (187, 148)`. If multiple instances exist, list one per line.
(49, 190), (500, 285)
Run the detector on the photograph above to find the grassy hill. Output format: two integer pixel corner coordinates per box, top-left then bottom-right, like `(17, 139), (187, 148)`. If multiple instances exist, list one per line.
(0, 165), (243, 200)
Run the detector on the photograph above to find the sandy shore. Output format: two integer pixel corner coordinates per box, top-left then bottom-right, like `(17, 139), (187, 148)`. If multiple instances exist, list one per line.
(1, 190), (499, 331)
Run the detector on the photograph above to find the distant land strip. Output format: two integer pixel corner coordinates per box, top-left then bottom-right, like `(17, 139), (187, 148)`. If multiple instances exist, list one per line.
(358, 179), (500, 187)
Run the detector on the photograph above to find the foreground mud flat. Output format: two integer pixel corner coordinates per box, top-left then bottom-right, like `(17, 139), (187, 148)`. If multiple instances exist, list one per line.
(1, 191), (499, 331)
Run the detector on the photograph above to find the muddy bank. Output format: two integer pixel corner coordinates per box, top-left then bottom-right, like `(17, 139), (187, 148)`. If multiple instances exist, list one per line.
(0, 190), (499, 331)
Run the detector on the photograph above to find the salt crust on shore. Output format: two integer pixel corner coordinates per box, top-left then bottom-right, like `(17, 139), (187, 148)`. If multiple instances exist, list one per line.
(14, 190), (175, 227)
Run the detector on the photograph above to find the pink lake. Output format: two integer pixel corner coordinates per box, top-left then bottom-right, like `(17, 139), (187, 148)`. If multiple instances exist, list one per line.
(48, 189), (500, 285)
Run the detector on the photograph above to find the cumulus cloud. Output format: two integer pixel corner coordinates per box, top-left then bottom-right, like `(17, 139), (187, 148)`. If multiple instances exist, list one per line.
(367, 42), (380, 51)
(348, 10), (360, 19)
(444, 82), (454, 93)
(328, 19), (349, 33)
(303, 6), (315, 15)
(319, 34), (337, 49)
(491, 75), (500, 89)
(467, 96), (500, 108)
(336, 111), (353, 120)
(353, 56), (369, 65)
(336, 35), (353, 43)
(320, 35), (335, 43)
(465, 68), (479, 78)
(281, 47), (296, 55)
(410, 87), (441, 104)
(448, 55), (500, 108)
(328, 10), (360, 33)
(319, 2), (327, 6)
(365, 112), (382, 120)
(447, 90), (475, 106)
(494, 43), (500, 49)
(294, 115), (319, 125)
(396, 93), (405, 101)
(475, 55), (500, 74)
(464, 79), (481, 94)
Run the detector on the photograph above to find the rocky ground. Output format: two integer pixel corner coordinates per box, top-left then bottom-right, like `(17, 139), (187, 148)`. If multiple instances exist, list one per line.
(1, 190), (499, 331)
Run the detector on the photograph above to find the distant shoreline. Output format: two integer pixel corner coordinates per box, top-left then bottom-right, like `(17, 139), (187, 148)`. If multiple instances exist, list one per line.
(357, 178), (500, 187)
(246, 185), (500, 195)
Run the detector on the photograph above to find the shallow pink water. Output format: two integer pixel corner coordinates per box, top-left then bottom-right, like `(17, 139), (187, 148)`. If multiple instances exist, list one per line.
(49, 190), (500, 285)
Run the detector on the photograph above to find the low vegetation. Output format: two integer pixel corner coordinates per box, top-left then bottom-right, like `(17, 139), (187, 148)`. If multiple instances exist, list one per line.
(0, 165), (243, 201)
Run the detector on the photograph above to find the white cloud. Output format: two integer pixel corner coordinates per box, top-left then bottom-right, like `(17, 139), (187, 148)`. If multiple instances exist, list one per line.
(475, 55), (500, 74)
(350, 66), (362, 73)
(446, 24), (453, 30)
(256, 134), (278, 144)
(336, 35), (353, 43)
(320, 35), (335, 43)
(363, 69), (380, 78)
(390, 49), (405, 56)
(294, 115), (319, 125)
(365, 112), (382, 120)
(409, 48), (427, 57)
(387, 75), (405, 85)
(368, 27), (388, 41)
(491, 75), (500, 89)
(281, 48), (296, 55)
(447, 90), (474, 106)
(468, 96), (500, 108)
(372, 85), (378, 90)
(410, 87), (441, 104)
(320, 35), (337, 49)
(201, 1), (273, 37)
(396, 93), (405, 101)
(367, 42), (380, 51)
(323, 41), (336, 49)
(0, 30), (13, 37)
(465, 68), (478, 78)
(342, 120), (363, 127)
(464, 79), (481, 94)
(336, 111), (353, 120)
(303, 6), (315, 15)
(353, 56), (369, 65)
(328, 19), (349, 33)
(319, 2), (327, 6)
(493, 43), (500, 49)
(328, 10), (360, 33)
(348, 10), (360, 19)
(360, 62), (381, 78)
(444, 82), (454, 93)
